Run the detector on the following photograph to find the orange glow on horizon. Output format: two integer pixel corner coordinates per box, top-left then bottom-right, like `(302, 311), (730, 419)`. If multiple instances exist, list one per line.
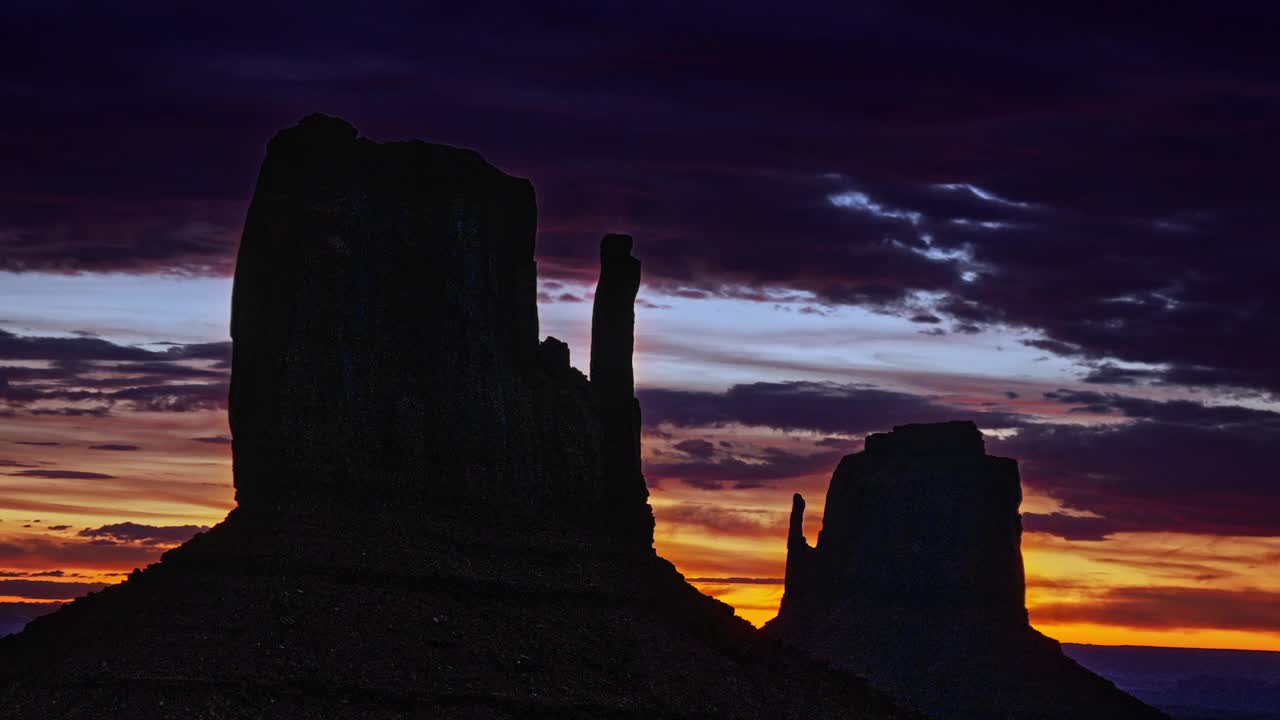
(2, 408), (1277, 653)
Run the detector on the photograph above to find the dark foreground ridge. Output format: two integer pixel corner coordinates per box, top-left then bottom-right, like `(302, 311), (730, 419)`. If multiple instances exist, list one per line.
(0, 115), (908, 719)
(764, 421), (1168, 720)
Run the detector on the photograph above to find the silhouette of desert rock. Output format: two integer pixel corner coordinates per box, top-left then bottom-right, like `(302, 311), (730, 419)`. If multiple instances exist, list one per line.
(0, 114), (908, 720)
(765, 421), (1168, 719)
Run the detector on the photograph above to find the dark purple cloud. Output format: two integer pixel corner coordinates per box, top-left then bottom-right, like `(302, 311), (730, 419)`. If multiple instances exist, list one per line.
(8, 469), (115, 480)
(638, 381), (1024, 435)
(0, 329), (156, 363)
(1032, 586), (1280, 633)
(1, 3), (1276, 392)
(1, 329), (230, 415)
(107, 383), (229, 413)
(78, 522), (209, 545)
(648, 446), (845, 491)
(1043, 389), (1280, 426)
(639, 379), (1278, 537)
(996, 419), (1280, 539)
(165, 341), (232, 366)
(191, 435), (232, 444)
(27, 407), (111, 417)
(656, 503), (787, 537)
(0, 579), (107, 601)
(672, 438), (716, 459)
(1022, 512), (1116, 542)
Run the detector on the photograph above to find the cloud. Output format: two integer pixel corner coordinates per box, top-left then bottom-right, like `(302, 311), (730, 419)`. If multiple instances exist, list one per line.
(8, 469), (115, 480)
(1, 4), (1275, 394)
(0, 536), (167, 569)
(537, 291), (586, 304)
(638, 381), (1024, 436)
(0, 329), (158, 363)
(0, 328), (230, 415)
(0, 579), (107, 601)
(657, 503), (787, 536)
(164, 341), (232, 366)
(995, 417), (1280, 538)
(1079, 364), (1162, 386)
(1022, 512), (1115, 542)
(192, 435), (232, 444)
(672, 438), (716, 459)
(0, 497), (189, 519)
(77, 522), (208, 545)
(107, 383), (229, 412)
(1043, 389), (1280, 426)
(87, 444), (141, 451)
(28, 407), (110, 417)
(648, 446), (843, 491)
(1031, 587), (1280, 633)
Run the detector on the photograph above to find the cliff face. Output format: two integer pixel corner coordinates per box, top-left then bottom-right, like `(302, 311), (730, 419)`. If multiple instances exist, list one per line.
(229, 115), (627, 537)
(0, 115), (906, 720)
(766, 421), (1167, 720)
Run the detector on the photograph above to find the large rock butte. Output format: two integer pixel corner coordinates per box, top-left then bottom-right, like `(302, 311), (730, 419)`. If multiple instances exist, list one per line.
(764, 421), (1168, 720)
(0, 115), (908, 720)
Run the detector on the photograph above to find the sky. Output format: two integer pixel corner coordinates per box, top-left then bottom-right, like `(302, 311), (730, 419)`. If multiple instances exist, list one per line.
(1, 2), (1278, 649)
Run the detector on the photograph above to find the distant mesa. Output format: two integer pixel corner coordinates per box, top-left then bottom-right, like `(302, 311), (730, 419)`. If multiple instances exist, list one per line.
(765, 420), (1168, 719)
(0, 114), (907, 719)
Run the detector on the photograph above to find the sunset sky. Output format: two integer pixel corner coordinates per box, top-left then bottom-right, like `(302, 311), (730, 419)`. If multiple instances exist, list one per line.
(2, 3), (1278, 650)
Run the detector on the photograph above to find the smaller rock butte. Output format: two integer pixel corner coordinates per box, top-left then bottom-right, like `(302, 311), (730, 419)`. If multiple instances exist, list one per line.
(765, 420), (1168, 720)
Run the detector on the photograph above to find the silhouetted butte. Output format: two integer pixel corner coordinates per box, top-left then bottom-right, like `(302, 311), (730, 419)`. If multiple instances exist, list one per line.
(765, 421), (1168, 720)
(0, 115), (908, 720)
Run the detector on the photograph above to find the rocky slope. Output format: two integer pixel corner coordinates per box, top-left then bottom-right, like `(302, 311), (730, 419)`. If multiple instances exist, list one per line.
(0, 115), (908, 720)
(765, 421), (1168, 720)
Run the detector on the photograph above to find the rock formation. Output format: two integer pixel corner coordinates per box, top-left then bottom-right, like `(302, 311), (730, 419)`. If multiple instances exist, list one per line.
(765, 421), (1168, 720)
(590, 233), (653, 543)
(228, 116), (607, 533)
(0, 115), (908, 720)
